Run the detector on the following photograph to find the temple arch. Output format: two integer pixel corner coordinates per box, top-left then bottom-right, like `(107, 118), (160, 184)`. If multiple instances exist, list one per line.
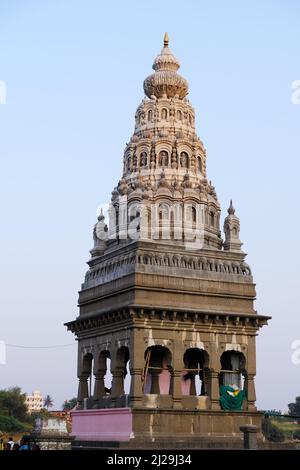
(197, 156), (202, 173)
(219, 350), (246, 389)
(180, 151), (189, 168)
(182, 348), (209, 396)
(161, 108), (168, 120)
(158, 150), (169, 167)
(143, 345), (172, 395)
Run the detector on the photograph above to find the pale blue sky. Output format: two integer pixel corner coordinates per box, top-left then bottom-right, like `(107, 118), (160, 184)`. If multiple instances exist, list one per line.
(0, 0), (299, 410)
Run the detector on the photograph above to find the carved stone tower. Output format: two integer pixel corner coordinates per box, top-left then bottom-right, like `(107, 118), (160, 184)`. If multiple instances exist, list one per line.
(66, 34), (270, 448)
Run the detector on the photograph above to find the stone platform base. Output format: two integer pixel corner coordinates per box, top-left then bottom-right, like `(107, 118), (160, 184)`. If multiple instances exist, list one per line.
(71, 407), (263, 450)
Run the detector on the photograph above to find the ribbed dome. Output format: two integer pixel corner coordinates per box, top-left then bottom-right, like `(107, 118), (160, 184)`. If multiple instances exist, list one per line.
(143, 33), (189, 99)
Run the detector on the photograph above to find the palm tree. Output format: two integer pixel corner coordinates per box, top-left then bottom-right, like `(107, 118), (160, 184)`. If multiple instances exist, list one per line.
(44, 394), (53, 410)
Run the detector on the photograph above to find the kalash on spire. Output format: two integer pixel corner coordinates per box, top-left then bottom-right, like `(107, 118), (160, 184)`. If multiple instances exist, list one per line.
(66, 35), (270, 450)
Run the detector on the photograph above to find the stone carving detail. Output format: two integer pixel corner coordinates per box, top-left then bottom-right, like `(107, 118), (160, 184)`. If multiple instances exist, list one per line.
(84, 250), (252, 288)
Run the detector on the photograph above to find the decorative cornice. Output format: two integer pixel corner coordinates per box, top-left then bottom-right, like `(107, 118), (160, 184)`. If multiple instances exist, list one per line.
(65, 307), (270, 335)
(83, 248), (252, 289)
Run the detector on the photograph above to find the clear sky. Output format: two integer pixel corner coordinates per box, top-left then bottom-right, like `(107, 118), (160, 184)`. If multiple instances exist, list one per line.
(0, 0), (299, 411)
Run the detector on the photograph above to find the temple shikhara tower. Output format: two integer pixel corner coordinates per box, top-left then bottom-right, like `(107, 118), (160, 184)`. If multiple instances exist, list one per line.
(66, 34), (270, 448)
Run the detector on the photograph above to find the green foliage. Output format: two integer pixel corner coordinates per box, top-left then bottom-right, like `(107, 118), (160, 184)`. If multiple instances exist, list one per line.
(263, 409), (283, 416)
(62, 398), (77, 411)
(0, 387), (28, 422)
(43, 395), (53, 410)
(28, 408), (52, 424)
(262, 417), (285, 442)
(288, 396), (300, 417)
(293, 429), (300, 440)
(0, 415), (31, 433)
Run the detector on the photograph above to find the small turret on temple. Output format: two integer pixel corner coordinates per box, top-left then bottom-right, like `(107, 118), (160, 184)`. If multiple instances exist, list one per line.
(223, 200), (243, 252)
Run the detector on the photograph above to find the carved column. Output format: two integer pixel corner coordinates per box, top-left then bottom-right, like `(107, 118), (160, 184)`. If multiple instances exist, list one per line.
(245, 373), (257, 411)
(77, 374), (89, 403)
(93, 371), (106, 400)
(207, 370), (221, 410)
(130, 367), (144, 406)
(150, 370), (160, 394)
(172, 343), (183, 408)
(129, 329), (144, 407)
(111, 368), (124, 398)
(189, 374), (196, 396)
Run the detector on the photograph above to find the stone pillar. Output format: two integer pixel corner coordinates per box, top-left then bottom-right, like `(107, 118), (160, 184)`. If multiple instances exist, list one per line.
(240, 424), (258, 449)
(93, 371), (106, 400)
(171, 371), (182, 408)
(129, 329), (144, 407)
(150, 370), (160, 394)
(245, 373), (257, 411)
(207, 370), (220, 410)
(130, 367), (144, 406)
(172, 344), (183, 408)
(111, 368), (124, 398)
(77, 375), (89, 403)
(189, 374), (196, 396)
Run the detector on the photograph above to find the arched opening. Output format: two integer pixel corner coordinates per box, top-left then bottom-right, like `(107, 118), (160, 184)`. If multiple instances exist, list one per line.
(192, 206), (196, 229)
(143, 346), (172, 395)
(128, 203), (141, 239)
(158, 204), (170, 240)
(161, 108), (168, 120)
(219, 351), (245, 389)
(148, 109), (153, 121)
(210, 211), (215, 227)
(140, 152), (147, 167)
(180, 151), (188, 168)
(197, 157), (202, 173)
(158, 150), (169, 167)
(177, 110), (182, 121)
(170, 210), (174, 239)
(182, 348), (209, 396)
(104, 357), (112, 393)
(127, 155), (132, 173)
(219, 351), (246, 410)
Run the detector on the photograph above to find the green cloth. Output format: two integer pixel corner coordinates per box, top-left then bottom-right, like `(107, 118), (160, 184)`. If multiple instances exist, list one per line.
(219, 385), (245, 410)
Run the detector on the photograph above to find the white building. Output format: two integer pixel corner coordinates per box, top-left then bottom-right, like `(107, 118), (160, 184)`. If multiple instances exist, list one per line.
(25, 390), (43, 413)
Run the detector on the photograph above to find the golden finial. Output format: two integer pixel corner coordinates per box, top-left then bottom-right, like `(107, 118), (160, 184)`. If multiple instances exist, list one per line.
(163, 32), (169, 47)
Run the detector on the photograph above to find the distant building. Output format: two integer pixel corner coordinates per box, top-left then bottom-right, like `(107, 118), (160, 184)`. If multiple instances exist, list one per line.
(25, 390), (43, 413)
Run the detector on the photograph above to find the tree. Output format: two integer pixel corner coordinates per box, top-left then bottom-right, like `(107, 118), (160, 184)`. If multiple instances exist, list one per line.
(262, 417), (285, 442)
(293, 429), (300, 440)
(288, 396), (300, 417)
(0, 387), (28, 422)
(62, 397), (77, 411)
(43, 395), (53, 410)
